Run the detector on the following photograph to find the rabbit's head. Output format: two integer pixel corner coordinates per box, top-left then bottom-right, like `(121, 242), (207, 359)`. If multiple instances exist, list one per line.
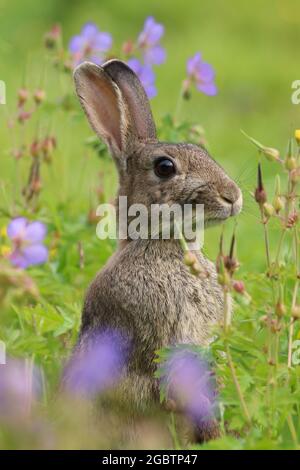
(74, 60), (242, 226)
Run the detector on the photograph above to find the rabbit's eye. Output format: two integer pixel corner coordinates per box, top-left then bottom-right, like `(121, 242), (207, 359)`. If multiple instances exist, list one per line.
(154, 158), (176, 178)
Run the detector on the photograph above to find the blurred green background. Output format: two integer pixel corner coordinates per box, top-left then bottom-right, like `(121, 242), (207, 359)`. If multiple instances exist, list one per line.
(1, 0), (300, 270)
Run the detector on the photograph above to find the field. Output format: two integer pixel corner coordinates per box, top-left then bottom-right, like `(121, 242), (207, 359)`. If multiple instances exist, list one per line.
(0, 0), (300, 449)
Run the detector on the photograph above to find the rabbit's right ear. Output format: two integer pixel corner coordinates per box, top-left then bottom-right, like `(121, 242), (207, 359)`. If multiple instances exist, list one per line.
(74, 62), (128, 169)
(103, 60), (156, 143)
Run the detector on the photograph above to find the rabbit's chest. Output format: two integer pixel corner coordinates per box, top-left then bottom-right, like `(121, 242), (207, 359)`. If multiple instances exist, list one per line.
(152, 257), (224, 345)
(116, 247), (224, 347)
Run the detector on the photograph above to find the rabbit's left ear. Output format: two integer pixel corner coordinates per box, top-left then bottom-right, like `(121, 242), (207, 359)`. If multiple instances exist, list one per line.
(74, 61), (128, 168)
(103, 59), (157, 143)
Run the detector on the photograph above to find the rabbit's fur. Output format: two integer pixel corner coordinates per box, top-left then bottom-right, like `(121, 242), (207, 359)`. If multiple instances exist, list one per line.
(73, 60), (242, 428)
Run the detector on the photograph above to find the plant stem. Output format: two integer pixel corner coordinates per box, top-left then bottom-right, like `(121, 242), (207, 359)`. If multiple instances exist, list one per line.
(262, 217), (271, 270)
(168, 413), (181, 450)
(259, 204), (276, 365)
(287, 318), (295, 369)
(225, 343), (252, 426)
(288, 280), (298, 368)
(287, 414), (299, 448)
(273, 229), (286, 270)
(179, 236), (188, 252)
(223, 288), (231, 332)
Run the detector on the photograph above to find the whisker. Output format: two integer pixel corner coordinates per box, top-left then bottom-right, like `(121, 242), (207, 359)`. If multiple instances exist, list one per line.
(234, 158), (257, 185)
(238, 209), (260, 222)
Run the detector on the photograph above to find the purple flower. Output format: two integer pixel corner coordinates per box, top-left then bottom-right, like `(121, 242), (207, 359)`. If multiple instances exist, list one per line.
(64, 330), (129, 397)
(127, 58), (157, 99)
(7, 217), (48, 269)
(69, 22), (112, 66)
(0, 358), (41, 420)
(161, 349), (217, 425)
(137, 16), (166, 65)
(186, 52), (217, 96)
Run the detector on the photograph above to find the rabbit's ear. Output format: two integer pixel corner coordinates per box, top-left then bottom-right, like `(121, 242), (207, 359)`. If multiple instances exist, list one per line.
(103, 59), (156, 142)
(74, 62), (129, 168)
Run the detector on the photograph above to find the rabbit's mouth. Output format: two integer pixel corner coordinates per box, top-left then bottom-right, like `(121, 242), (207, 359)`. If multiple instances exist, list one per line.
(185, 188), (243, 227)
(204, 191), (243, 225)
(218, 192), (242, 216)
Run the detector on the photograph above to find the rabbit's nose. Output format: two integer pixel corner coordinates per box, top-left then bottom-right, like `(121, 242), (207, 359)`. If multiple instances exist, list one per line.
(220, 195), (235, 205)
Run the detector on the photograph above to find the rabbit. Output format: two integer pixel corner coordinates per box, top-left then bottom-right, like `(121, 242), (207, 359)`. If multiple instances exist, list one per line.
(71, 59), (242, 441)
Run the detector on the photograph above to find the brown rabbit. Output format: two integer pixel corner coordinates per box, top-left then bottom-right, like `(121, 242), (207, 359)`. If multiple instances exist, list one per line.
(72, 59), (242, 440)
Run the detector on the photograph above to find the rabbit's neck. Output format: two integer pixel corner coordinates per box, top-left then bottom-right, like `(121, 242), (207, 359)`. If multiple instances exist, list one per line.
(118, 237), (199, 258)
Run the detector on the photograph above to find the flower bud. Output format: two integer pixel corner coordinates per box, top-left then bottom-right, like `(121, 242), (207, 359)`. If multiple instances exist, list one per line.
(30, 140), (40, 157)
(285, 156), (297, 171)
(31, 179), (42, 193)
(232, 280), (245, 294)
(270, 319), (281, 333)
(255, 188), (267, 204)
(290, 168), (300, 184)
(33, 89), (46, 105)
(87, 209), (98, 225)
(44, 24), (61, 49)
(17, 110), (32, 124)
(217, 270), (231, 286)
(273, 195), (284, 213)
(18, 88), (29, 107)
(190, 261), (202, 276)
(263, 202), (274, 218)
(255, 163), (267, 205)
(275, 301), (286, 317)
(182, 79), (191, 100)
(44, 34), (56, 49)
(122, 40), (134, 56)
(285, 138), (297, 170)
(273, 175), (284, 213)
(184, 251), (197, 267)
(259, 315), (268, 325)
(221, 231), (239, 276)
(291, 304), (300, 320)
(224, 255), (239, 274)
(275, 286), (286, 317)
(286, 212), (299, 229)
(262, 147), (280, 162)
(42, 136), (56, 159)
